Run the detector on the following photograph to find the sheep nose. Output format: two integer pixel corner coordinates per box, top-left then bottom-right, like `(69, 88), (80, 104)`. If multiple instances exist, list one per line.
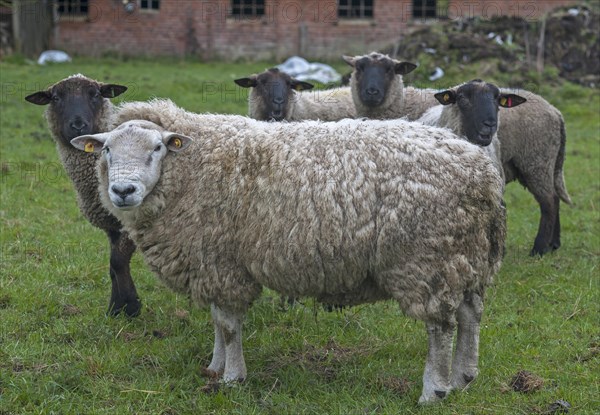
(273, 97), (284, 104)
(70, 119), (88, 133)
(483, 120), (497, 128)
(111, 183), (136, 199)
(366, 87), (380, 96)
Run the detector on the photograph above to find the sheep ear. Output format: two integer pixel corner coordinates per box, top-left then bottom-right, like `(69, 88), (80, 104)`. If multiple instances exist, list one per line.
(25, 91), (52, 105)
(434, 90), (456, 105)
(100, 84), (128, 98)
(342, 55), (356, 68)
(395, 61), (417, 75)
(234, 77), (257, 88)
(498, 94), (526, 108)
(291, 80), (314, 91)
(70, 134), (109, 153)
(163, 133), (193, 152)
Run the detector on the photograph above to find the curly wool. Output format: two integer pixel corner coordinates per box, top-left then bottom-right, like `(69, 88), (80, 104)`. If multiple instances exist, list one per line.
(108, 99), (505, 322)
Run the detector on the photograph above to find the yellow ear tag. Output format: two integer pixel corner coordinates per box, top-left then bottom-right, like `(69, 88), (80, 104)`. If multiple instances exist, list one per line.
(443, 93), (450, 102)
(500, 97), (508, 107)
(84, 141), (95, 153)
(173, 137), (182, 148)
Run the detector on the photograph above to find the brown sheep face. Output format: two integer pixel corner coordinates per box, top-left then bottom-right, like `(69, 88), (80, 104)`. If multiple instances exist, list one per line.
(25, 75), (127, 145)
(235, 68), (313, 121)
(434, 80), (526, 146)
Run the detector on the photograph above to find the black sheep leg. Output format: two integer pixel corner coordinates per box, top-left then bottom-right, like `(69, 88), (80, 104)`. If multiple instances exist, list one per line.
(530, 192), (557, 256)
(107, 230), (141, 316)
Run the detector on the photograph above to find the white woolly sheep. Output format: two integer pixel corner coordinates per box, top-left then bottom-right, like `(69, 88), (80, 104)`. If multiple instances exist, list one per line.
(418, 79), (528, 184)
(235, 68), (356, 121)
(25, 74), (142, 317)
(71, 99), (506, 404)
(345, 52), (572, 256)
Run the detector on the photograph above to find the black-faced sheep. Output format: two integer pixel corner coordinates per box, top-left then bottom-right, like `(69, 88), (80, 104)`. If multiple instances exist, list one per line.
(71, 98), (506, 404)
(25, 74), (142, 317)
(345, 52), (572, 256)
(234, 68), (356, 121)
(418, 79), (528, 184)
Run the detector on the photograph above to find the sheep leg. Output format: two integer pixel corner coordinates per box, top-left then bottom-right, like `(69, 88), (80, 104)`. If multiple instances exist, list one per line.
(451, 292), (483, 390)
(551, 194), (562, 251)
(419, 322), (455, 404)
(530, 192), (557, 256)
(209, 304), (247, 383)
(107, 230), (141, 317)
(205, 305), (226, 377)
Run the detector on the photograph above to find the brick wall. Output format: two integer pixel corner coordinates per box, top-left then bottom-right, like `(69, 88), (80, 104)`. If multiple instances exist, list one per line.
(446, 0), (576, 20)
(53, 0), (579, 60)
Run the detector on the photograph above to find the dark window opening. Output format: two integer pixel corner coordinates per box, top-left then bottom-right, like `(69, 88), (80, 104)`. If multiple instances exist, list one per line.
(140, 0), (160, 10)
(57, 0), (88, 16)
(338, 0), (374, 19)
(413, 0), (437, 18)
(231, 0), (265, 17)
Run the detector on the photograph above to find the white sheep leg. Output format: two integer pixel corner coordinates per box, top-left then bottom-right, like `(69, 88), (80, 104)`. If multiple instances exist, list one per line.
(451, 292), (483, 389)
(210, 304), (247, 383)
(419, 322), (455, 404)
(206, 304), (226, 376)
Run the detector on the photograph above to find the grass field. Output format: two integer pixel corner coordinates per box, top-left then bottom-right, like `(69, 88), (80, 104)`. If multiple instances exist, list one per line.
(0, 56), (598, 414)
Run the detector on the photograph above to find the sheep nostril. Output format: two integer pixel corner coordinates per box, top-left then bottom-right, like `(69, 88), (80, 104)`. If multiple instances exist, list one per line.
(70, 120), (88, 132)
(366, 88), (380, 96)
(111, 184), (136, 198)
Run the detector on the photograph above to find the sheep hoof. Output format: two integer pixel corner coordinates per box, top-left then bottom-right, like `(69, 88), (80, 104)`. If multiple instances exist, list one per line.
(529, 246), (552, 257)
(221, 377), (245, 386)
(418, 389), (449, 404)
(201, 367), (221, 379)
(451, 372), (477, 390)
(107, 296), (142, 317)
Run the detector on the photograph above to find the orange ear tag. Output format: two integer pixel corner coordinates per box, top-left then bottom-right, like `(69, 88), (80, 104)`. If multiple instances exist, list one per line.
(173, 137), (182, 148)
(84, 141), (95, 153)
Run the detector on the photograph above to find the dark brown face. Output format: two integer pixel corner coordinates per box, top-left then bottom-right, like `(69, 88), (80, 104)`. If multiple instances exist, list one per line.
(354, 57), (395, 107)
(434, 80), (526, 146)
(234, 68), (313, 121)
(345, 54), (417, 108)
(25, 77), (127, 144)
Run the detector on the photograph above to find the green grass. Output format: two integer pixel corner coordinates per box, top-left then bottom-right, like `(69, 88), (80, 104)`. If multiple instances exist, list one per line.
(1, 57), (599, 414)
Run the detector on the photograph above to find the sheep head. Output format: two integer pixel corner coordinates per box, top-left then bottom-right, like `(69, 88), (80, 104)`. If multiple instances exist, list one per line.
(71, 120), (192, 210)
(343, 52), (416, 108)
(434, 80), (526, 146)
(234, 68), (313, 121)
(25, 74), (127, 145)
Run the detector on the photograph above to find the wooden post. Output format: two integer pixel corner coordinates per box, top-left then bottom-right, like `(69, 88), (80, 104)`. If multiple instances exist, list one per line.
(12, 0), (53, 58)
(536, 14), (547, 74)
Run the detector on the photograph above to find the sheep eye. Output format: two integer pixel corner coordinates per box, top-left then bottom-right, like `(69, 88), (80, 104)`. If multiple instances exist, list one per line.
(154, 144), (162, 152)
(51, 95), (60, 102)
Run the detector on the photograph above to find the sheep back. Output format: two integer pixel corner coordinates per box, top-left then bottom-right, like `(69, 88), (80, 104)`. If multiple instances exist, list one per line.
(288, 86), (356, 121)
